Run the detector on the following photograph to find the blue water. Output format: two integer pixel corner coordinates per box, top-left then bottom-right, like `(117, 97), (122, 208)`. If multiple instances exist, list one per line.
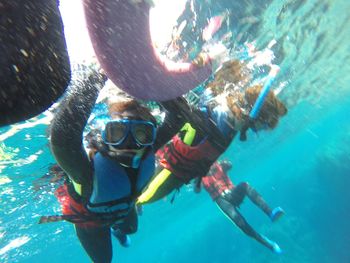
(1, 0), (350, 262)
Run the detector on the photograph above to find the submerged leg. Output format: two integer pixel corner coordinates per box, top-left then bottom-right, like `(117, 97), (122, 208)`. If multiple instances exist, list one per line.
(117, 207), (138, 235)
(216, 196), (280, 252)
(111, 208), (138, 248)
(234, 182), (273, 217)
(75, 225), (112, 263)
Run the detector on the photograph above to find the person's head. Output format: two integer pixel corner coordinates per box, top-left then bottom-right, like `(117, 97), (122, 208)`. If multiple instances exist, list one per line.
(227, 84), (287, 140)
(244, 85), (287, 130)
(205, 59), (287, 139)
(87, 99), (157, 167)
(103, 99), (157, 150)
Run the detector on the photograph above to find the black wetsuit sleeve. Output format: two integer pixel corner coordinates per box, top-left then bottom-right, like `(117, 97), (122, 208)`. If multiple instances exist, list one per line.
(153, 96), (234, 154)
(153, 97), (189, 152)
(50, 70), (107, 195)
(161, 97), (234, 153)
(0, 0), (71, 127)
(154, 96), (215, 151)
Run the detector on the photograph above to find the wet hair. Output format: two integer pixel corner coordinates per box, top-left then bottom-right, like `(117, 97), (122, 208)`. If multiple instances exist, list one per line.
(243, 85), (287, 129)
(108, 100), (157, 125)
(206, 60), (249, 96)
(205, 59), (287, 138)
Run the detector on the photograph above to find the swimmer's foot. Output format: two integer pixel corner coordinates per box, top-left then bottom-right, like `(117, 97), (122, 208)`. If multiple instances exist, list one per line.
(112, 228), (131, 248)
(270, 207), (285, 222)
(262, 235), (283, 254)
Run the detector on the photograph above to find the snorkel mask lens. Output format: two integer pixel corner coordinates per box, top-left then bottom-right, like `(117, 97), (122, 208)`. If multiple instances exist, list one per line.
(104, 121), (128, 144)
(102, 120), (156, 146)
(131, 121), (156, 145)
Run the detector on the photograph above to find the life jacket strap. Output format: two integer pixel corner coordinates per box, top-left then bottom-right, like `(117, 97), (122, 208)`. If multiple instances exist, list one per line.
(180, 123), (196, 145)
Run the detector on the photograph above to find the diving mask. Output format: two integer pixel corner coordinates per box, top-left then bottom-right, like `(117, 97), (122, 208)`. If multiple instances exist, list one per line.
(102, 119), (156, 147)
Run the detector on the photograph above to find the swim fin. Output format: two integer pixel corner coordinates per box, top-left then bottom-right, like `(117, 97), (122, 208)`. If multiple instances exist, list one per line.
(262, 235), (283, 254)
(270, 207), (285, 222)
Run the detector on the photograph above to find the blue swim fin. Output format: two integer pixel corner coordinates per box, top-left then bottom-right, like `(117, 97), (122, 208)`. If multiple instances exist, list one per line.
(270, 207), (285, 222)
(262, 235), (283, 254)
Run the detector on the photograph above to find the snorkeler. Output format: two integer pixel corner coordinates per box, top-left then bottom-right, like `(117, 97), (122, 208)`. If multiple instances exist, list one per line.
(195, 160), (284, 253)
(40, 64), (184, 263)
(137, 60), (287, 205)
(0, 0), (70, 127)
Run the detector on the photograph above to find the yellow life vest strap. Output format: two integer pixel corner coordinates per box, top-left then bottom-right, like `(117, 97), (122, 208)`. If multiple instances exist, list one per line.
(180, 122), (196, 146)
(137, 168), (172, 204)
(136, 123), (196, 204)
(71, 180), (82, 196)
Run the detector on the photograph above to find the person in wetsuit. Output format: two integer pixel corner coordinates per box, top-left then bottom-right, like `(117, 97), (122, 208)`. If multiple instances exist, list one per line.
(137, 60), (287, 205)
(196, 160), (284, 253)
(43, 64), (183, 263)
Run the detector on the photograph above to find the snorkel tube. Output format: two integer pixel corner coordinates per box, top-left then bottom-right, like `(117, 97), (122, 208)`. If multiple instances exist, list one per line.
(249, 65), (280, 119)
(239, 65), (280, 141)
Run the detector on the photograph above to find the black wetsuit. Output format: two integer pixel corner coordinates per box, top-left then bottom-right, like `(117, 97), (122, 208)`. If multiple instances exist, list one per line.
(202, 164), (277, 251)
(0, 0), (70, 126)
(50, 69), (183, 263)
(216, 182), (276, 250)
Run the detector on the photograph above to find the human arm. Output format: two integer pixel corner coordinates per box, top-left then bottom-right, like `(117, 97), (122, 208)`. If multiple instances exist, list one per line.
(0, 0), (70, 126)
(50, 66), (107, 196)
(153, 97), (190, 152)
(154, 95), (223, 150)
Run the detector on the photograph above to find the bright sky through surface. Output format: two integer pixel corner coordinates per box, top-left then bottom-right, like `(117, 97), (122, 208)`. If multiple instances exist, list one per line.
(58, 0), (187, 63)
(58, 0), (94, 62)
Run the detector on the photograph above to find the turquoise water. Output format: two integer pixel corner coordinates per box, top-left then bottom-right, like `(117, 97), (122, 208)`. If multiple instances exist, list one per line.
(1, 0), (350, 262)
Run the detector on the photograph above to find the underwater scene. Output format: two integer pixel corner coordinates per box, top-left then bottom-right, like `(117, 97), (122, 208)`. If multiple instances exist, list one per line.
(1, 0), (350, 262)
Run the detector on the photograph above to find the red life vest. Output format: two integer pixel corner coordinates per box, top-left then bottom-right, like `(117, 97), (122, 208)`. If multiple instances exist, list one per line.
(202, 162), (234, 200)
(158, 134), (221, 183)
(55, 184), (106, 227)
